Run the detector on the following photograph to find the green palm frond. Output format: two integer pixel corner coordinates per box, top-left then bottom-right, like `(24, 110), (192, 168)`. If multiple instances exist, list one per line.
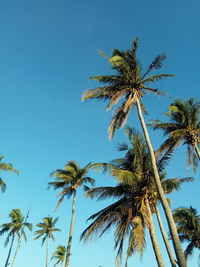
(34, 216), (60, 246)
(49, 161), (95, 209)
(82, 38), (173, 139)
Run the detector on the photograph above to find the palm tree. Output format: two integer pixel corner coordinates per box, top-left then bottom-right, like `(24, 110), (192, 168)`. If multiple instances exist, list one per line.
(81, 129), (161, 266)
(34, 216), (61, 267)
(81, 184), (151, 266)
(10, 210), (30, 267)
(149, 98), (200, 172)
(84, 127), (192, 266)
(49, 160), (95, 267)
(82, 38), (186, 266)
(0, 209), (32, 267)
(0, 156), (19, 193)
(173, 206), (200, 261)
(51, 245), (66, 266)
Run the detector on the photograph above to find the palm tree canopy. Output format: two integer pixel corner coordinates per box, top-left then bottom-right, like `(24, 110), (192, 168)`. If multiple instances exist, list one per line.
(34, 217), (61, 246)
(149, 98), (200, 172)
(51, 245), (66, 265)
(173, 206), (200, 259)
(82, 128), (192, 263)
(0, 209), (32, 247)
(0, 156), (19, 193)
(82, 38), (173, 139)
(49, 161), (95, 208)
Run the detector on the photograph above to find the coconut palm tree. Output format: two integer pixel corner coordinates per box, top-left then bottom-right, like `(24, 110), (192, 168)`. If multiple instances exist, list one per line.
(51, 245), (66, 266)
(10, 210), (30, 267)
(49, 161), (95, 267)
(84, 127), (192, 266)
(0, 156), (19, 193)
(0, 209), (32, 267)
(81, 183), (151, 266)
(149, 98), (200, 172)
(82, 38), (186, 266)
(34, 216), (60, 267)
(173, 206), (200, 261)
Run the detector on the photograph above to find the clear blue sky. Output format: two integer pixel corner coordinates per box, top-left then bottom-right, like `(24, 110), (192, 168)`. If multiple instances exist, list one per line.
(0, 0), (199, 266)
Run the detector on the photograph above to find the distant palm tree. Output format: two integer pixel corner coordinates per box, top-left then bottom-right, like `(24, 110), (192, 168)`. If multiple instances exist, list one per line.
(149, 98), (200, 172)
(0, 209), (32, 267)
(51, 245), (66, 266)
(49, 160), (95, 267)
(173, 206), (200, 261)
(0, 156), (19, 193)
(34, 216), (60, 267)
(82, 38), (186, 267)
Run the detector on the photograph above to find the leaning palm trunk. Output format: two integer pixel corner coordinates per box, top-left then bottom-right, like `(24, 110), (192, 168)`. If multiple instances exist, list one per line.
(194, 143), (200, 160)
(136, 99), (186, 267)
(65, 190), (77, 267)
(11, 237), (21, 267)
(155, 205), (177, 267)
(5, 233), (15, 267)
(146, 198), (165, 267)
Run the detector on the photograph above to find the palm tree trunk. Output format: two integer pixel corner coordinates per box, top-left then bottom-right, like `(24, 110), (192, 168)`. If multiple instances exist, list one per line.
(11, 237), (21, 267)
(65, 190), (77, 267)
(136, 99), (186, 267)
(46, 238), (49, 267)
(5, 233), (15, 267)
(155, 205), (177, 267)
(146, 198), (165, 267)
(194, 143), (200, 160)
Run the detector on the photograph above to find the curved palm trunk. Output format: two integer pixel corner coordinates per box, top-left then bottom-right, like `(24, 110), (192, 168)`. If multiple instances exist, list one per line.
(65, 190), (77, 267)
(136, 99), (186, 267)
(194, 143), (200, 160)
(155, 205), (177, 267)
(5, 233), (15, 267)
(146, 198), (165, 267)
(46, 238), (49, 267)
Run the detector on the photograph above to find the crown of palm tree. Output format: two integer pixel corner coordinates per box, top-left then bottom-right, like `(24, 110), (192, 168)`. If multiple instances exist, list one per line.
(49, 161), (95, 208)
(51, 245), (66, 266)
(149, 98), (200, 172)
(173, 206), (200, 260)
(0, 156), (19, 193)
(34, 217), (60, 245)
(82, 127), (193, 264)
(82, 38), (173, 139)
(0, 209), (32, 247)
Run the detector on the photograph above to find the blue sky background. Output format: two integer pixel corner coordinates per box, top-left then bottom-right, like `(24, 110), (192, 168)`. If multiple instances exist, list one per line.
(0, 0), (199, 266)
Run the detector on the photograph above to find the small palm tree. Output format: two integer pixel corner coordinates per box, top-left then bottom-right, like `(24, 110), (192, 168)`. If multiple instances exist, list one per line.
(34, 216), (61, 267)
(0, 156), (19, 193)
(51, 245), (66, 266)
(82, 38), (186, 267)
(149, 98), (200, 172)
(49, 160), (95, 267)
(0, 209), (32, 267)
(173, 206), (200, 261)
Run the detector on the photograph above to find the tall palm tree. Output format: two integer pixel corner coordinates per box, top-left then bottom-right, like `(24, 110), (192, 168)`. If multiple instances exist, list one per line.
(173, 206), (200, 261)
(149, 98), (200, 172)
(49, 160), (95, 267)
(34, 216), (60, 267)
(0, 156), (19, 193)
(51, 245), (66, 266)
(116, 127), (193, 266)
(84, 127), (192, 266)
(0, 209), (32, 267)
(82, 38), (186, 266)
